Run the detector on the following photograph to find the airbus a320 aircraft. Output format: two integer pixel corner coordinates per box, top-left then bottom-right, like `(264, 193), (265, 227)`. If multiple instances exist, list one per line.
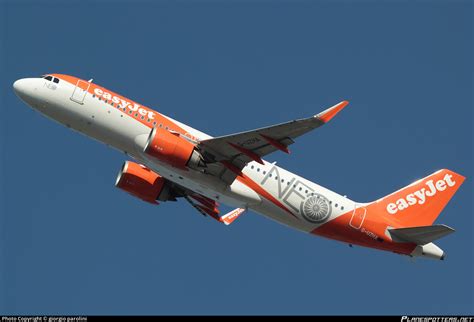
(13, 74), (465, 260)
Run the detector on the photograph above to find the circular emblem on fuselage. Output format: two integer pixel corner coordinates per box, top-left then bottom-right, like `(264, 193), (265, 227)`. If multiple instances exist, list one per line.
(301, 194), (332, 223)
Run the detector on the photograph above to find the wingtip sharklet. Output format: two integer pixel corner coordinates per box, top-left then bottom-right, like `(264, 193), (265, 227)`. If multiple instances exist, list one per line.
(220, 208), (246, 225)
(316, 100), (349, 123)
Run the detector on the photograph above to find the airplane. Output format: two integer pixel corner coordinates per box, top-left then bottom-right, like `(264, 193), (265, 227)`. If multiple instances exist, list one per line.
(13, 74), (465, 260)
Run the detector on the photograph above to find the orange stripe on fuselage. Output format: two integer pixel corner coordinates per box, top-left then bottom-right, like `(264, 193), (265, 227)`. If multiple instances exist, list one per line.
(53, 74), (297, 220)
(311, 208), (417, 255)
(236, 174), (299, 220)
(52, 74), (198, 141)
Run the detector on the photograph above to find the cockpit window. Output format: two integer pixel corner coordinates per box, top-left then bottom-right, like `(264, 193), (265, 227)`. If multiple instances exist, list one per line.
(42, 75), (60, 84)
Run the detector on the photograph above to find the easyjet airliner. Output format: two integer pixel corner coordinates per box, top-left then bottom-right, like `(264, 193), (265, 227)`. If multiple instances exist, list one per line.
(13, 74), (465, 260)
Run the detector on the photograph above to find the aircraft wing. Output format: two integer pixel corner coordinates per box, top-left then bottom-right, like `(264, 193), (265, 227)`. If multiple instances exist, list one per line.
(198, 101), (349, 184)
(184, 193), (245, 225)
(157, 179), (246, 225)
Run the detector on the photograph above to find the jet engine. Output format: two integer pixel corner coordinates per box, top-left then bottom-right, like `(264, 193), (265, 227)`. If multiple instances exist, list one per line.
(143, 127), (205, 170)
(115, 161), (174, 204)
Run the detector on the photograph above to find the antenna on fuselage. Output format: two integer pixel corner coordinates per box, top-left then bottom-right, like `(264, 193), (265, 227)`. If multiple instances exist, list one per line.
(88, 79), (93, 83)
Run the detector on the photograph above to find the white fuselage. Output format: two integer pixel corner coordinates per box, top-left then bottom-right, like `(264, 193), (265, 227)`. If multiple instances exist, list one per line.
(15, 74), (462, 262)
(15, 77), (355, 234)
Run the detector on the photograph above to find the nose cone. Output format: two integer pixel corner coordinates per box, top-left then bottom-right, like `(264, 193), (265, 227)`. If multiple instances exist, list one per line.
(13, 78), (42, 107)
(13, 79), (28, 98)
(13, 78), (34, 103)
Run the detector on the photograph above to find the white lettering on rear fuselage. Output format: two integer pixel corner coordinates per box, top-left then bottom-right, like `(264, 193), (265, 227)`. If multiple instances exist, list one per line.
(386, 173), (456, 215)
(94, 88), (155, 120)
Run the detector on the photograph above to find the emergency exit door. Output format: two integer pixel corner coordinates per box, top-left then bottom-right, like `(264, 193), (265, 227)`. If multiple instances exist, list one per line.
(349, 205), (366, 229)
(70, 79), (90, 104)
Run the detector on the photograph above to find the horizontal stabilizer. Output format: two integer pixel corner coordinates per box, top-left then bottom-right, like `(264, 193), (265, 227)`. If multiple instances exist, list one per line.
(389, 224), (455, 245)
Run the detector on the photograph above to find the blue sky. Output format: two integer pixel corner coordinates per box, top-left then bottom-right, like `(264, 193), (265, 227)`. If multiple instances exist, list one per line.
(1, 0), (472, 315)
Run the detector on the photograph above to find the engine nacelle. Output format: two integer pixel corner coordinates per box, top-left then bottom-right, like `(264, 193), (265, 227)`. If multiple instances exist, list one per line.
(115, 161), (173, 204)
(143, 127), (205, 170)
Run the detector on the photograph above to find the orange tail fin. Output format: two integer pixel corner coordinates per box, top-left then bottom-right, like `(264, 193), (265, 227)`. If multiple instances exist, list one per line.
(369, 169), (465, 227)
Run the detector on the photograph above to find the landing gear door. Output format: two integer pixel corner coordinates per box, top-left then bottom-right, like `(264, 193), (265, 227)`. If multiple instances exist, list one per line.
(70, 79), (90, 104)
(349, 205), (366, 229)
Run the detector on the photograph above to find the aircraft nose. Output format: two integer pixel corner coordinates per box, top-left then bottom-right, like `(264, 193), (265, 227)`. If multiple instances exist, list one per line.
(13, 78), (41, 106)
(13, 78), (36, 102)
(13, 78), (27, 97)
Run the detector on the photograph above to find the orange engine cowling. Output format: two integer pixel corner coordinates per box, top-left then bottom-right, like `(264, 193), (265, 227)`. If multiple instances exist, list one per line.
(143, 127), (205, 170)
(115, 161), (173, 204)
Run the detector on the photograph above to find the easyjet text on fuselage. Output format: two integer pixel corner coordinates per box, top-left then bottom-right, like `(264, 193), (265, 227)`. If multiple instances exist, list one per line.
(94, 88), (155, 120)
